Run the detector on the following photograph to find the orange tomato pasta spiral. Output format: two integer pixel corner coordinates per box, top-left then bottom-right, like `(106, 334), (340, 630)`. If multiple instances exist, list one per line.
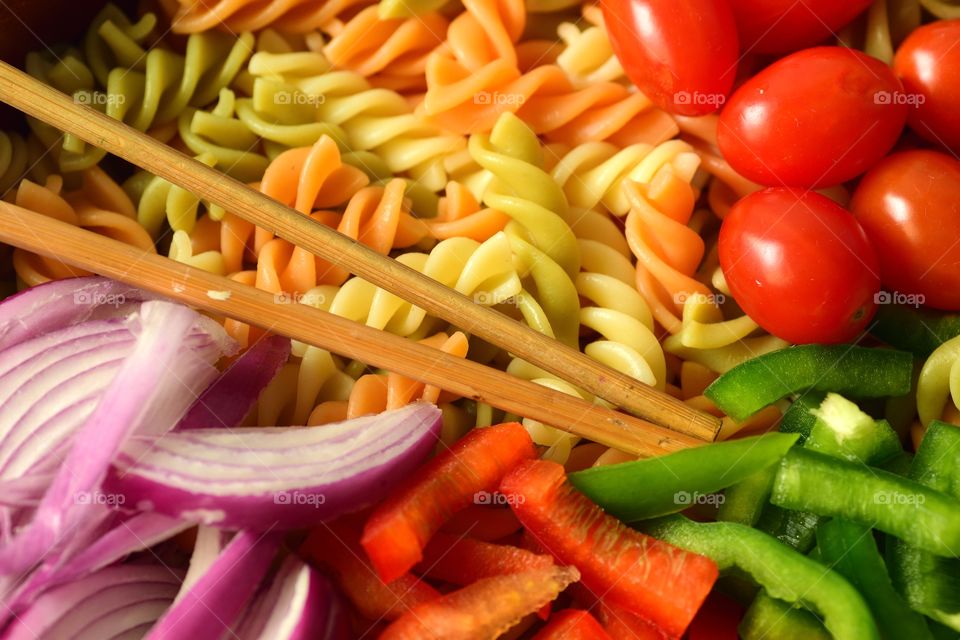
(421, 0), (678, 146)
(163, 0), (377, 34)
(9, 169), (155, 288)
(322, 7), (449, 93)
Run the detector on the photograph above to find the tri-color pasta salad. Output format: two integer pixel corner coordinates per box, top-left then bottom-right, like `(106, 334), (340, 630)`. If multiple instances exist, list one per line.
(0, 0), (959, 637)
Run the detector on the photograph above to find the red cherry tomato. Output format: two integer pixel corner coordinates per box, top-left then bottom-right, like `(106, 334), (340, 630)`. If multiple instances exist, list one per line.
(718, 47), (907, 188)
(601, 0), (738, 116)
(719, 188), (880, 344)
(728, 0), (872, 54)
(894, 20), (960, 153)
(850, 150), (960, 311)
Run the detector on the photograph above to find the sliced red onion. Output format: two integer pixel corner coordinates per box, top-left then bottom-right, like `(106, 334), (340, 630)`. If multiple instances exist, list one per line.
(235, 556), (350, 640)
(179, 334), (291, 430)
(0, 564), (183, 640)
(6, 513), (190, 614)
(145, 530), (281, 640)
(106, 403), (442, 529)
(0, 276), (157, 350)
(0, 300), (236, 574)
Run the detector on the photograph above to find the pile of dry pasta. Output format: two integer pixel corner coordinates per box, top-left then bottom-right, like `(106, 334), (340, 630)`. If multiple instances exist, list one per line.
(3, 0), (939, 467)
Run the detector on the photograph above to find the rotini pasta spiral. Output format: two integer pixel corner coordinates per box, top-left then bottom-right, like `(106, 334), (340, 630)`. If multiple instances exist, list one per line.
(235, 51), (465, 191)
(555, 11), (624, 87)
(918, 335), (960, 427)
(548, 138), (701, 217)
(421, 0), (678, 146)
(27, 4), (254, 172)
(322, 6), (449, 93)
(9, 170), (155, 287)
(164, 0), (376, 34)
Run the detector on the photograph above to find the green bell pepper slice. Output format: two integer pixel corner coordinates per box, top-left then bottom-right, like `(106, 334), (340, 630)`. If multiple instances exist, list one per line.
(705, 345), (913, 421)
(871, 304), (960, 358)
(643, 515), (879, 640)
(888, 421), (960, 630)
(772, 447), (960, 557)
(817, 518), (932, 639)
(568, 432), (798, 522)
(740, 591), (831, 640)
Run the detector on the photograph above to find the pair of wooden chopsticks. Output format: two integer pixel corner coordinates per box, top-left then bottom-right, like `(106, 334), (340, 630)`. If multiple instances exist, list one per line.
(0, 61), (721, 455)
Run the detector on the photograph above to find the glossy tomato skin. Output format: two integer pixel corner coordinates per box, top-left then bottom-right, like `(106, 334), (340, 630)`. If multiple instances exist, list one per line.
(728, 0), (872, 54)
(718, 47), (907, 188)
(894, 20), (960, 153)
(601, 0), (738, 116)
(719, 188), (880, 344)
(851, 150), (960, 311)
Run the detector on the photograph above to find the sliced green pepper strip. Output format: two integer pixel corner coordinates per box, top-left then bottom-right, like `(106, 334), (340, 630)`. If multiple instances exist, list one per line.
(871, 304), (960, 358)
(760, 395), (902, 552)
(817, 518), (932, 639)
(739, 591), (831, 640)
(718, 466), (776, 526)
(888, 421), (960, 630)
(704, 345), (913, 421)
(642, 515), (879, 640)
(568, 433), (798, 522)
(771, 447), (960, 557)
(779, 390), (827, 441)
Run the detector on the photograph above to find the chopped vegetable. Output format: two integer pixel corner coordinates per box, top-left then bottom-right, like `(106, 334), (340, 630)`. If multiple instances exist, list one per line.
(772, 447), (960, 556)
(234, 556), (350, 640)
(0, 299), (233, 574)
(739, 591), (831, 640)
(439, 505), (523, 541)
(596, 602), (666, 639)
(2, 564), (182, 640)
(887, 421), (960, 630)
(179, 334), (291, 429)
(871, 304), (960, 358)
(569, 433), (798, 521)
(378, 565), (580, 640)
(301, 520), (440, 621)
(779, 391), (827, 440)
(415, 532), (554, 584)
(643, 515), (879, 640)
(817, 518), (932, 639)
(362, 422), (535, 582)
(532, 610), (611, 640)
(106, 402), (442, 529)
(146, 530), (281, 640)
(705, 345), (913, 421)
(501, 459), (718, 638)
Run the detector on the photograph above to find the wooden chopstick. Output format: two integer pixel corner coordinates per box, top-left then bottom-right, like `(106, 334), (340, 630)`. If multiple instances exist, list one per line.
(0, 201), (704, 456)
(0, 60), (720, 442)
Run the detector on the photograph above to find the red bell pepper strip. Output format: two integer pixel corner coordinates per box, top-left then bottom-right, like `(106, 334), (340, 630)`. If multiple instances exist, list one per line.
(440, 504), (523, 541)
(416, 532), (554, 584)
(533, 609), (612, 639)
(379, 565), (580, 640)
(599, 602), (668, 640)
(500, 459), (719, 638)
(300, 521), (439, 621)
(362, 422), (536, 582)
